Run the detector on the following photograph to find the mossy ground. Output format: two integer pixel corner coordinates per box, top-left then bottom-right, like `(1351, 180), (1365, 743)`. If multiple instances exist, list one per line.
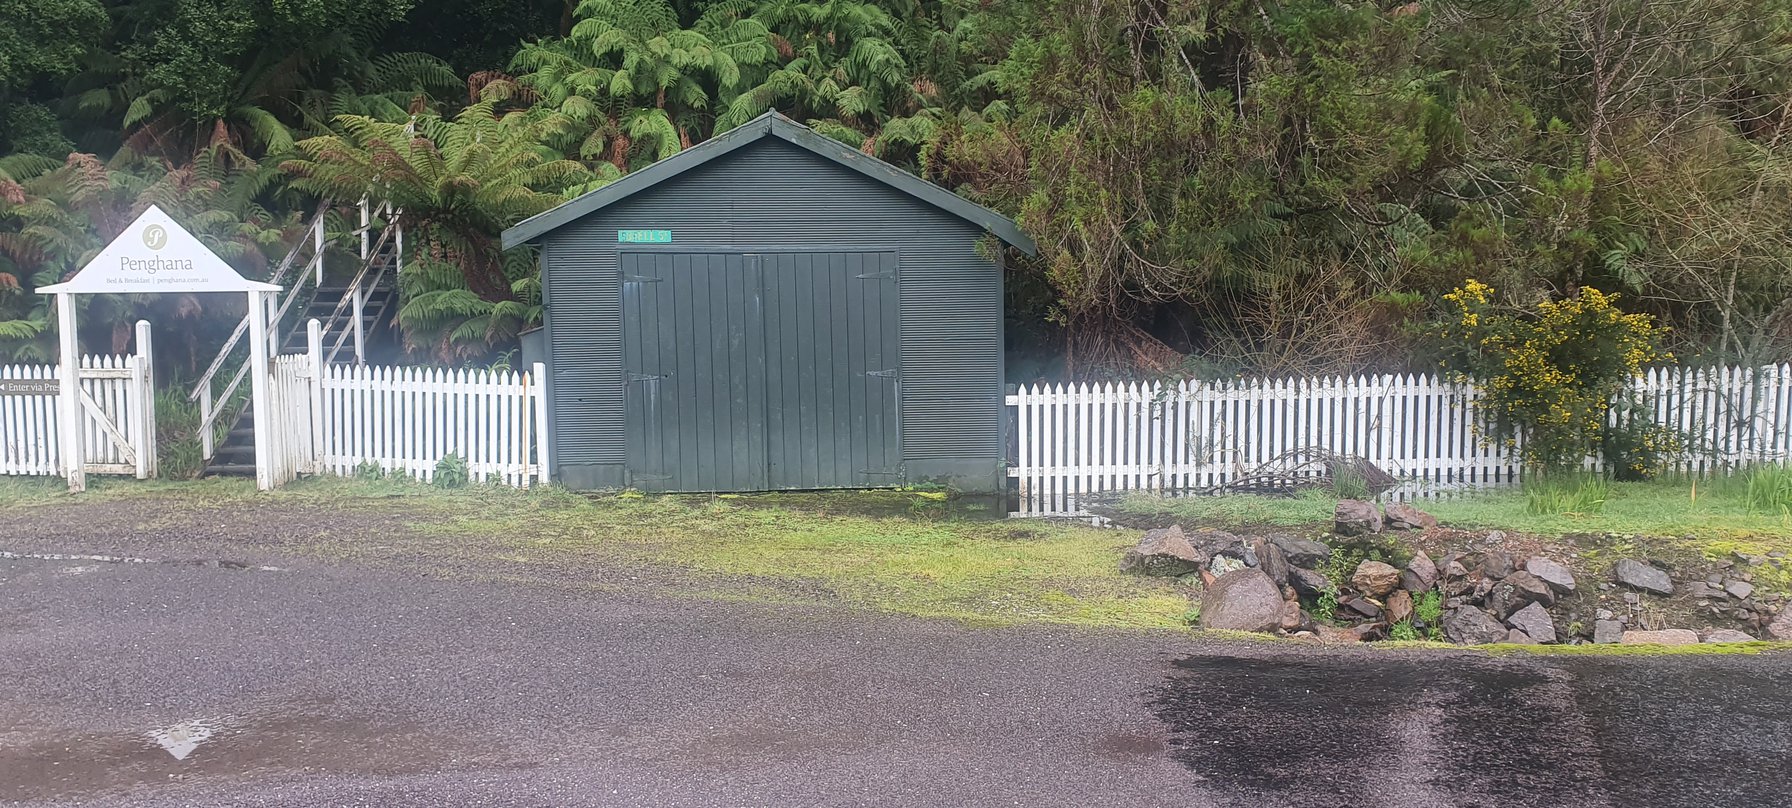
(0, 475), (1192, 630)
(5, 475), (1789, 654)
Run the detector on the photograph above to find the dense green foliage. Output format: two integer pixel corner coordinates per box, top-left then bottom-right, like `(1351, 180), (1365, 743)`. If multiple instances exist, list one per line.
(282, 102), (599, 356)
(5, 0), (1792, 378)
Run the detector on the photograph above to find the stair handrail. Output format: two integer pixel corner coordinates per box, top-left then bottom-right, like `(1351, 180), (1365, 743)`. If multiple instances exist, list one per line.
(188, 200), (328, 404)
(189, 200), (330, 461)
(189, 197), (404, 465)
(321, 218), (400, 366)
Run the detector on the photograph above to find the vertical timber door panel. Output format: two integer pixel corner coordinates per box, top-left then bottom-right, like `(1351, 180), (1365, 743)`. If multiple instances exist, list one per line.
(622, 250), (897, 492)
(621, 252), (767, 491)
(762, 251), (900, 489)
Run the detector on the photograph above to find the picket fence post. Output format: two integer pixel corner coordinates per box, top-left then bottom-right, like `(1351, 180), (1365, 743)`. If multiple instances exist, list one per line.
(307, 319), (325, 475)
(531, 362), (551, 487)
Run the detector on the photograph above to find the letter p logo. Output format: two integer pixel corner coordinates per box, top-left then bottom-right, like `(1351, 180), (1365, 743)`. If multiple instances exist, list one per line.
(142, 225), (168, 251)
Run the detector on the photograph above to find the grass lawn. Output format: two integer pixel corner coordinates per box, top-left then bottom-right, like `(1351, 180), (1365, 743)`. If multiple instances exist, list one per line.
(0, 475), (1194, 631)
(1117, 479), (1792, 548)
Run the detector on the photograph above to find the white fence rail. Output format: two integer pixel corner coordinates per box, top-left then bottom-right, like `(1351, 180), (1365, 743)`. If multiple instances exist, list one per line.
(1008, 365), (1792, 516)
(1, 351), (156, 478)
(314, 359), (549, 487)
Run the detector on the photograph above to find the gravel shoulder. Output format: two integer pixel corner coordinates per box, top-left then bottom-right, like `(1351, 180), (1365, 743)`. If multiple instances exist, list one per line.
(3, 488), (1790, 806)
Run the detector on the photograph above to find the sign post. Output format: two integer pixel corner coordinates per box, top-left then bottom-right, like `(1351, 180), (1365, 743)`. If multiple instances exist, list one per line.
(55, 292), (84, 492)
(40, 205), (282, 492)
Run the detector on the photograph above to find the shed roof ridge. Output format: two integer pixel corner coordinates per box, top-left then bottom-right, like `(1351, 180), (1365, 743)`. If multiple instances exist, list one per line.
(500, 115), (1036, 254)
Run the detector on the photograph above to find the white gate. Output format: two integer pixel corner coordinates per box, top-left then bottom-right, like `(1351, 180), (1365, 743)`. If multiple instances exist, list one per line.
(0, 321), (156, 478)
(265, 343), (320, 487)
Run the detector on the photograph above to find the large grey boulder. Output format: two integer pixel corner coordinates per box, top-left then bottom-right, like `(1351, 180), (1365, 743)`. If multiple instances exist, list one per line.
(1768, 606), (1792, 641)
(1442, 607), (1509, 645)
(1702, 629), (1756, 644)
(1494, 571), (1556, 613)
(1505, 602), (1557, 644)
(1402, 550), (1439, 593)
(1480, 552), (1515, 580)
(1333, 500), (1382, 536)
(1268, 534), (1332, 568)
(1593, 619), (1625, 644)
(1189, 527), (1251, 558)
(1289, 567), (1331, 599)
(1251, 537), (1291, 590)
(1199, 569), (1285, 633)
(1613, 559), (1674, 596)
(1443, 569), (1483, 599)
(1120, 526), (1205, 577)
(1383, 503), (1438, 531)
(1351, 560), (1402, 597)
(1524, 556), (1577, 594)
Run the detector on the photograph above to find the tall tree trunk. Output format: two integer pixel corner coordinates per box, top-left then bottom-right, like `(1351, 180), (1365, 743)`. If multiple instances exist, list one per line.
(461, 232), (518, 303)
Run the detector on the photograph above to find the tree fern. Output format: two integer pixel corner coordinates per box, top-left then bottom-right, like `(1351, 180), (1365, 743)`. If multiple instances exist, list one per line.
(285, 102), (595, 360)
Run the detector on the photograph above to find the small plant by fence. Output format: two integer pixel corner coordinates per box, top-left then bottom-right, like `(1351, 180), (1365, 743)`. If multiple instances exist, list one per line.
(1007, 365), (1792, 516)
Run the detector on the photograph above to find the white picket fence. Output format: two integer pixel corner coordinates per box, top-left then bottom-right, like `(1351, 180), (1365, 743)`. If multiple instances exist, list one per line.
(1008, 365), (1792, 516)
(1, 353), (156, 477)
(266, 352), (319, 488)
(314, 362), (549, 487)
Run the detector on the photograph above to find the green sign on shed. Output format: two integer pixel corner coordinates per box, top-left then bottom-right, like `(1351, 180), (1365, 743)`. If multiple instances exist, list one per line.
(502, 112), (1036, 493)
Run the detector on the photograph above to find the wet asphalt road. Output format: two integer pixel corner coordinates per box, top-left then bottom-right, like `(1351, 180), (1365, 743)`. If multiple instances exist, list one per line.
(3, 526), (1792, 805)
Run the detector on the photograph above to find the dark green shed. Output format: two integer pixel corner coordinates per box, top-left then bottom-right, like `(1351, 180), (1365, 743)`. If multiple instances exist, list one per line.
(502, 112), (1035, 493)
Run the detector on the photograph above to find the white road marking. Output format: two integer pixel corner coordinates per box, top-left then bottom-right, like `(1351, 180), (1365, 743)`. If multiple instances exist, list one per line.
(148, 719), (218, 761)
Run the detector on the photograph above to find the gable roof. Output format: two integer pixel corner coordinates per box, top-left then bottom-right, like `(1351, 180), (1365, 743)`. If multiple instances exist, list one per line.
(501, 111), (1036, 254)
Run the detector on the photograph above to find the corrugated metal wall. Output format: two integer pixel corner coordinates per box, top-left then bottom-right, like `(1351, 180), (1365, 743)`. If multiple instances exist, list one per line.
(541, 138), (1004, 491)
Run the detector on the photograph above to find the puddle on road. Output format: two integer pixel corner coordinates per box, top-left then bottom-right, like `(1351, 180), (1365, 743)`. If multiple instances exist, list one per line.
(0, 709), (499, 802)
(1149, 654), (1601, 807)
(1151, 653), (1792, 808)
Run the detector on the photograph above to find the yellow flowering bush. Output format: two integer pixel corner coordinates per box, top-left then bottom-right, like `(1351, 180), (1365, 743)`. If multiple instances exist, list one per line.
(1437, 281), (1673, 474)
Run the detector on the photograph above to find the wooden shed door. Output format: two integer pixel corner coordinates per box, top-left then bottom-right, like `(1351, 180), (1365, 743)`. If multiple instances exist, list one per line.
(621, 250), (899, 492)
(621, 252), (769, 491)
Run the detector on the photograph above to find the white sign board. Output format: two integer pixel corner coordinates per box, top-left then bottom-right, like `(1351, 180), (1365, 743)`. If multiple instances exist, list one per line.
(38, 205), (278, 294)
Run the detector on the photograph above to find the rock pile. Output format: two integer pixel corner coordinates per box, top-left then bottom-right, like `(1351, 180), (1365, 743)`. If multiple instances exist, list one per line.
(1120, 506), (1791, 647)
(1597, 556), (1779, 643)
(1118, 525), (1338, 636)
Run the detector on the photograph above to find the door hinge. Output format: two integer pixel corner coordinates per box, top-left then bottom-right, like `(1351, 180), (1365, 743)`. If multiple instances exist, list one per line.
(630, 472), (672, 482)
(859, 469), (902, 476)
(856, 270), (896, 280)
(627, 372), (666, 382)
(865, 369), (898, 378)
(624, 274), (663, 283)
